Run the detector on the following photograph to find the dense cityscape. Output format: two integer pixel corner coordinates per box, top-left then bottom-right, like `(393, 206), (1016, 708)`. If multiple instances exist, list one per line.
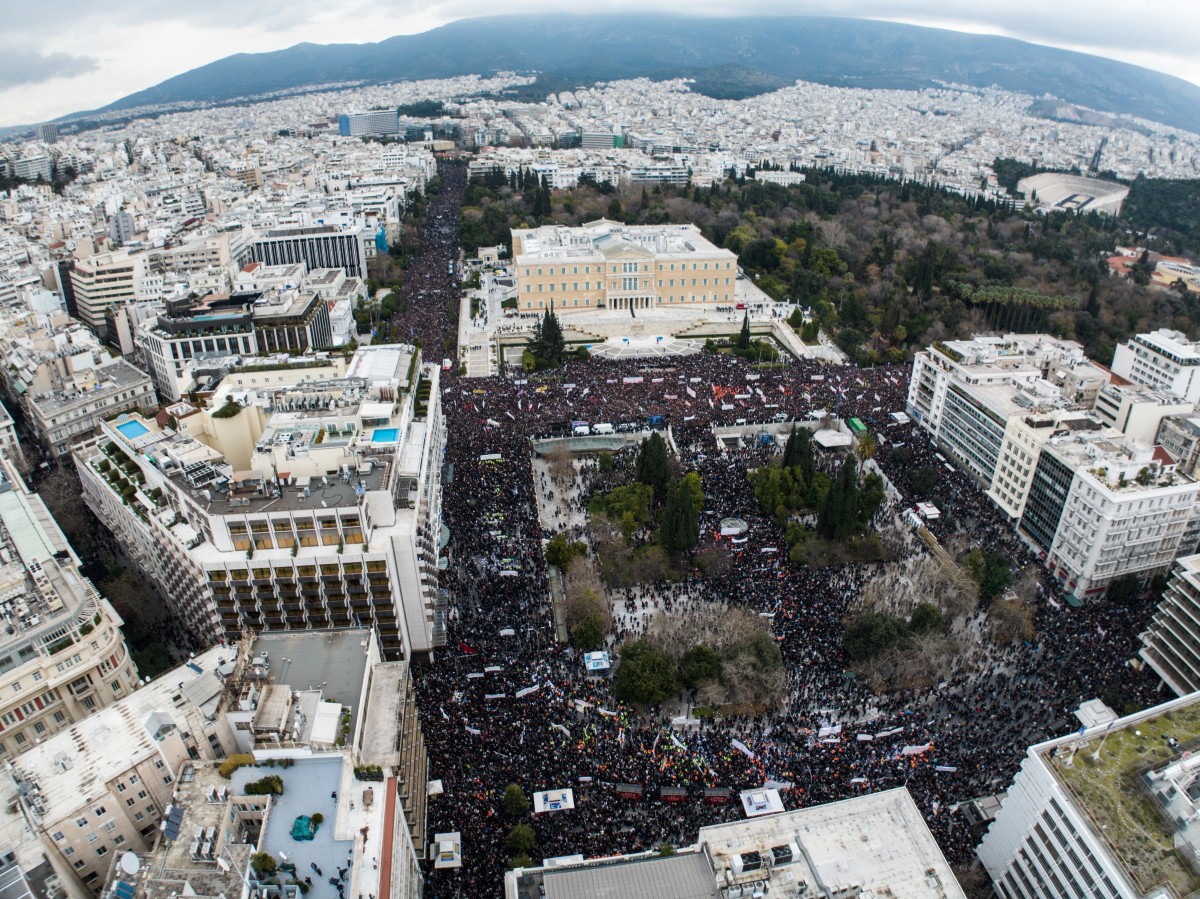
(1, 33), (1200, 899)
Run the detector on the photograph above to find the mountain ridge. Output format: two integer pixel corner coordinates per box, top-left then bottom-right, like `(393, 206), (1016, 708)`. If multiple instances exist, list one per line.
(75, 14), (1200, 134)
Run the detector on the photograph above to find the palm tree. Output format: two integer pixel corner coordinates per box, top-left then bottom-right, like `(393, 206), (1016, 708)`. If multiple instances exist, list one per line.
(855, 432), (878, 461)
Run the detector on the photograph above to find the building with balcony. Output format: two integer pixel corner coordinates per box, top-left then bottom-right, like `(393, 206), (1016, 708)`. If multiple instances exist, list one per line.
(1090, 383), (1192, 446)
(68, 252), (150, 340)
(0, 398), (24, 468)
(26, 358), (156, 458)
(1017, 429), (1198, 599)
(511, 220), (737, 314)
(8, 644), (236, 897)
(1140, 555), (1200, 696)
(907, 334), (1108, 488)
(1156, 414), (1200, 479)
(73, 345), (446, 660)
(1112, 329), (1200, 404)
(137, 294), (259, 402)
(250, 289), (333, 355)
(0, 458), (138, 762)
(978, 691), (1200, 899)
(338, 111), (400, 137)
(42, 628), (427, 899)
(987, 411), (1102, 522)
(249, 226), (369, 283)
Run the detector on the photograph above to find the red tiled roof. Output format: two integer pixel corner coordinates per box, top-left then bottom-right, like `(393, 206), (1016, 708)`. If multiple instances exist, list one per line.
(1153, 445), (1177, 466)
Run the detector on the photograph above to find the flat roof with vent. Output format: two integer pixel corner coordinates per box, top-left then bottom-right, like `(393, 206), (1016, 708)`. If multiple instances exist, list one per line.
(8, 645), (229, 821)
(538, 852), (717, 899)
(699, 788), (965, 898)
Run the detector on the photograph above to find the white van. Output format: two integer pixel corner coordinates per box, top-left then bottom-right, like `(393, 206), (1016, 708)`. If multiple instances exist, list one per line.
(572, 425), (591, 437)
(593, 423), (614, 434)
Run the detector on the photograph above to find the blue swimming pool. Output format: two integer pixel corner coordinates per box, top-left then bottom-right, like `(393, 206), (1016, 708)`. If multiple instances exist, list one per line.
(372, 428), (399, 444)
(116, 420), (149, 440)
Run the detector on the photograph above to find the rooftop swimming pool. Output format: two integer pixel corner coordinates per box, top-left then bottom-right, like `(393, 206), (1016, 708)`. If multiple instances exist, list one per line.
(115, 420), (149, 440)
(372, 428), (399, 444)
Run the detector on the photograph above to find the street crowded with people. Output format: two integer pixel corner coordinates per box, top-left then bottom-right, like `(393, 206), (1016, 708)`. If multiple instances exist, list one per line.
(394, 165), (1164, 897)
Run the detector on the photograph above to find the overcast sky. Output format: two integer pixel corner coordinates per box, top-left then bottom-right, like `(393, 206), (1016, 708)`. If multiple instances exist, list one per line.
(2, 0), (1198, 128)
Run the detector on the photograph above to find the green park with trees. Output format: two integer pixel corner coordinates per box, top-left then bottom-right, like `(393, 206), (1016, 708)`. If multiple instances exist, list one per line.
(460, 162), (1200, 370)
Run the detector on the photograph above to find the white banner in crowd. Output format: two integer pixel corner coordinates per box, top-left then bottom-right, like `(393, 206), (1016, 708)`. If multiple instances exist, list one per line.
(732, 739), (756, 759)
(515, 685), (540, 698)
(818, 725), (843, 738)
(901, 743), (933, 756)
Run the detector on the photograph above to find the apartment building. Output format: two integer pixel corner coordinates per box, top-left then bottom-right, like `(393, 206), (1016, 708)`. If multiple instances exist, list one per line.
(14, 627), (426, 899)
(8, 644), (236, 897)
(1140, 555), (1200, 696)
(511, 219), (737, 314)
(1157, 414), (1200, 478)
(987, 411), (1101, 521)
(105, 299), (166, 361)
(978, 691), (1200, 899)
(251, 289), (334, 355)
(73, 345), (446, 660)
(0, 459), (138, 762)
(0, 398), (24, 467)
(224, 628), (427, 893)
(907, 334), (1107, 488)
(13, 154), (51, 182)
(138, 294), (258, 402)
(26, 359), (156, 458)
(151, 231), (241, 275)
(94, 770), (257, 899)
(249, 226), (369, 282)
(68, 251), (149, 339)
(1111, 328), (1200, 404)
(1091, 383), (1192, 446)
(1017, 429), (1197, 599)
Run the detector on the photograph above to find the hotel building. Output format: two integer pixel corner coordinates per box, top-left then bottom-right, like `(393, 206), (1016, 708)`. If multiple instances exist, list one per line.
(73, 345), (446, 660)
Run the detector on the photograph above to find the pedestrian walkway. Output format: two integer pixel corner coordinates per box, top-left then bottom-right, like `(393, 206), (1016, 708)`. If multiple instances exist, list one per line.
(378, 776), (398, 899)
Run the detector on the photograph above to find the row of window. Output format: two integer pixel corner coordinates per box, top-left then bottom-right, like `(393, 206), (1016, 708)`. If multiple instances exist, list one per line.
(526, 276), (733, 293)
(523, 294), (730, 310)
(167, 335), (254, 360)
(523, 260), (731, 277)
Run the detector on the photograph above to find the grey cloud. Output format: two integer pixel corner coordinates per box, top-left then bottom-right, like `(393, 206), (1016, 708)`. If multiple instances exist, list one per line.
(2, 0), (335, 34)
(0, 46), (99, 90)
(410, 0), (1199, 59)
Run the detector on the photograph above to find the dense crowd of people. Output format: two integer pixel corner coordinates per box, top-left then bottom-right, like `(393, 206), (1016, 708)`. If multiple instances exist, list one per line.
(392, 164), (1164, 897)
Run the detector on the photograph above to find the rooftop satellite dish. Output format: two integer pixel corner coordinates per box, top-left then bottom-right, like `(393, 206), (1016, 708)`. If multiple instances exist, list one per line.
(120, 852), (141, 875)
